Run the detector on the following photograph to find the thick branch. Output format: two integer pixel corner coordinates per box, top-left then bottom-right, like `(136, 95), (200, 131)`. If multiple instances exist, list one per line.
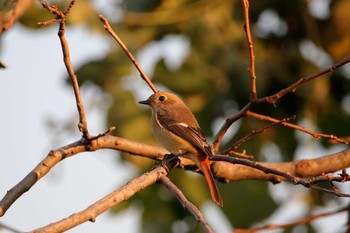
(28, 151), (215, 233)
(30, 165), (168, 233)
(0, 135), (167, 217)
(2, 135), (350, 217)
(212, 149), (350, 183)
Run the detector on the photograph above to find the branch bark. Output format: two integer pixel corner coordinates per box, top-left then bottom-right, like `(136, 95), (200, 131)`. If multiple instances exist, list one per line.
(212, 148), (350, 183)
(159, 176), (215, 233)
(235, 206), (348, 232)
(0, 135), (166, 217)
(30, 165), (168, 233)
(99, 15), (158, 94)
(2, 134), (350, 217)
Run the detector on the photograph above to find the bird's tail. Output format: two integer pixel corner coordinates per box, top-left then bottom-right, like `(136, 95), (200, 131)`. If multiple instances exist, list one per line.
(197, 153), (223, 206)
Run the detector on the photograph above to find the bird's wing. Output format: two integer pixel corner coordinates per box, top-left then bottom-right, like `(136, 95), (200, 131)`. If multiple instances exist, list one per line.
(157, 113), (212, 156)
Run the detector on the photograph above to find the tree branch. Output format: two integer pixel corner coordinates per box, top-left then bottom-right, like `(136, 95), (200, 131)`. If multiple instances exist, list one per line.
(2, 134), (350, 217)
(29, 155), (206, 233)
(159, 176), (215, 233)
(30, 165), (169, 233)
(258, 54), (350, 105)
(212, 53), (350, 152)
(39, 0), (91, 139)
(235, 205), (348, 232)
(0, 135), (167, 217)
(212, 154), (350, 197)
(246, 111), (350, 144)
(212, 148), (350, 184)
(242, 0), (257, 102)
(0, 221), (22, 233)
(222, 115), (296, 154)
(212, 102), (251, 152)
(99, 15), (158, 94)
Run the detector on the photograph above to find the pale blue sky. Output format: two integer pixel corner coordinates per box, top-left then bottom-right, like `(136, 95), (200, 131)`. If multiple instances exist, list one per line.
(0, 23), (140, 233)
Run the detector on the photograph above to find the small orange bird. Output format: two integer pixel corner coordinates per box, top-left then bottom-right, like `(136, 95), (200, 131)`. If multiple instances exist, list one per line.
(139, 91), (223, 206)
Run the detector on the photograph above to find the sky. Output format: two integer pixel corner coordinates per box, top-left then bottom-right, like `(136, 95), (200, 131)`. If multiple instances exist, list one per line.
(0, 23), (141, 233)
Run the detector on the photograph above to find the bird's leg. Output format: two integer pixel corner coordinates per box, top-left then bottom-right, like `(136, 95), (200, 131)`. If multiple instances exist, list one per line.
(163, 153), (179, 162)
(155, 154), (180, 173)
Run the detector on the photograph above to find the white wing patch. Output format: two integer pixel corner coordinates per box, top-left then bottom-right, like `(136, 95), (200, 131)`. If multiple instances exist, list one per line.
(175, 122), (190, 128)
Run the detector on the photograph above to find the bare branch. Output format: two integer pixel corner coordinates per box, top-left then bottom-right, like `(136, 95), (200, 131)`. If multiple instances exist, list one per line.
(39, 0), (91, 139)
(30, 165), (169, 233)
(0, 222), (22, 233)
(0, 0), (18, 34)
(242, 0), (257, 102)
(212, 103), (251, 152)
(29, 155), (185, 233)
(346, 203), (350, 233)
(235, 206), (347, 232)
(159, 176), (215, 233)
(246, 111), (350, 144)
(99, 15), (159, 94)
(259, 54), (350, 105)
(212, 148), (350, 184)
(212, 154), (350, 197)
(213, 53), (350, 152)
(2, 134), (350, 217)
(222, 115), (296, 154)
(0, 135), (167, 217)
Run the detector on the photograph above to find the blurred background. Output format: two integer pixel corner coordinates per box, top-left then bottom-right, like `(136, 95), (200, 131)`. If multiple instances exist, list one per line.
(1, 0), (350, 232)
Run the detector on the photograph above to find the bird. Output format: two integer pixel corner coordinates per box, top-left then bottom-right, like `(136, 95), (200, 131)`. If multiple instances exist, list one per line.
(139, 91), (223, 206)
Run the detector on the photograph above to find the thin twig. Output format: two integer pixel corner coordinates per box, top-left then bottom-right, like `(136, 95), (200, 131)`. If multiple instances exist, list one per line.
(246, 111), (350, 144)
(39, 0), (91, 139)
(0, 0), (18, 34)
(346, 203), (350, 233)
(213, 54), (350, 151)
(242, 0), (257, 102)
(0, 222), (22, 233)
(30, 155), (182, 233)
(235, 206), (348, 233)
(222, 115), (296, 154)
(99, 15), (158, 94)
(258, 54), (350, 105)
(213, 0), (350, 152)
(159, 176), (215, 233)
(212, 102), (251, 152)
(88, 126), (116, 141)
(229, 150), (254, 159)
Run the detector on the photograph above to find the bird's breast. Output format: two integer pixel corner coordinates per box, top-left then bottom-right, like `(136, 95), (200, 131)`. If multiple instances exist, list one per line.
(151, 112), (196, 156)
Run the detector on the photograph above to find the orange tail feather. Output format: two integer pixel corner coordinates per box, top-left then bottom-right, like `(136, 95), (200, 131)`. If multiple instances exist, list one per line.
(197, 153), (223, 206)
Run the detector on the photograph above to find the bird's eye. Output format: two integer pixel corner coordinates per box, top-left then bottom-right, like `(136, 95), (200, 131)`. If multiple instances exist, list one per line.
(158, 96), (166, 102)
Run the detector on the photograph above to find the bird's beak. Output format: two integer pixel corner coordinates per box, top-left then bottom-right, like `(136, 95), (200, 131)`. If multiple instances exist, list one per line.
(139, 99), (150, 105)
